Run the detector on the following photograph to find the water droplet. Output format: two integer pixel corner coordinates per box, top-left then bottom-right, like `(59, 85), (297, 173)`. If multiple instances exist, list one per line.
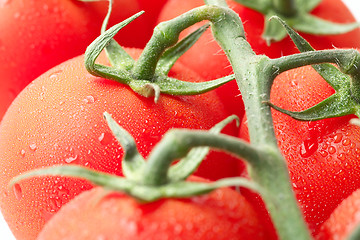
(300, 139), (318, 158)
(98, 132), (113, 146)
(337, 153), (346, 161)
(83, 95), (95, 104)
(13, 184), (22, 200)
(319, 150), (328, 157)
(328, 146), (336, 154)
(20, 149), (25, 157)
(342, 138), (351, 146)
(65, 155), (78, 163)
(29, 143), (37, 151)
(49, 70), (62, 80)
(333, 133), (343, 143)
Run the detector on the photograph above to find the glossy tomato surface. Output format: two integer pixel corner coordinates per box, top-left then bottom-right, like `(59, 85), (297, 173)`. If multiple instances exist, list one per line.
(0, 0), (155, 121)
(240, 65), (360, 235)
(36, 180), (267, 240)
(0, 48), (240, 240)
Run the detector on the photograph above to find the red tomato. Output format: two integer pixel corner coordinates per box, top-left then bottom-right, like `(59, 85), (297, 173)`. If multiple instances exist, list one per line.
(317, 188), (360, 240)
(36, 179), (267, 240)
(0, 0), (157, 121)
(0, 49), (240, 240)
(157, 0), (360, 120)
(240, 65), (360, 235)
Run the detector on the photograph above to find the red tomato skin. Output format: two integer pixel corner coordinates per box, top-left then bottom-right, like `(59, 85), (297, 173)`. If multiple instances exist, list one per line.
(157, 0), (360, 121)
(0, 0), (156, 121)
(317, 188), (360, 240)
(240, 65), (360, 235)
(36, 178), (267, 240)
(0, 49), (240, 240)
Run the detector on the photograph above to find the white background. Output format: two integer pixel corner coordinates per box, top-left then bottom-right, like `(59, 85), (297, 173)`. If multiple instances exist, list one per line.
(1, 1), (360, 239)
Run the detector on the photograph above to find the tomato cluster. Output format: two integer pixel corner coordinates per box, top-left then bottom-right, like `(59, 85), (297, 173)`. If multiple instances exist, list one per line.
(0, 0), (360, 240)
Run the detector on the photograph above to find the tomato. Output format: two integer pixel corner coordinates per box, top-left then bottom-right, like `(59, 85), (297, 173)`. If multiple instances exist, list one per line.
(157, 0), (360, 120)
(317, 188), (360, 240)
(0, 48), (240, 240)
(36, 178), (267, 240)
(240, 65), (360, 235)
(0, 0), (157, 121)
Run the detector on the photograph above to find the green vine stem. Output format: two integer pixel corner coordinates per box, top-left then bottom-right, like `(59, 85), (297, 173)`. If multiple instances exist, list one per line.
(203, 0), (360, 239)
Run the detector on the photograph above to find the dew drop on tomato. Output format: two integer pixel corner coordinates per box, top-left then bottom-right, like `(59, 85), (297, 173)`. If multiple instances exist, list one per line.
(49, 70), (62, 80)
(64, 155), (78, 164)
(342, 138), (351, 146)
(83, 95), (95, 104)
(13, 184), (22, 200)
(328, 146), (336, 154)
(333, 133), (343, 143)
(19, 149), (25, 157)
(98, 132), (113, 146)
(300, 139), (318, 158)
(29, 143), (37, 151)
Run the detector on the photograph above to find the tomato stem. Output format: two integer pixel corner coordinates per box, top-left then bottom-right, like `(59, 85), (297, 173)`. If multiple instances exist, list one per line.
(143, 130), (261, 186)
(132, 5), (247, 81)
(205, 0), (312, 239)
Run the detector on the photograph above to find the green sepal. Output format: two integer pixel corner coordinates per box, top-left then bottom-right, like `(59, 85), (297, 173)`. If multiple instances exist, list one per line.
(9, 165), (132, 194)
(292, 14), (360, 35)
(126, 74), (235, 103)
(157, 24), (210, 75)
(169, 115), (239, 182)
(9, 165), (261, 202)
(272, 16), (350, 90)
(106, 40), (134, 71)
(268, 16), (359, 121)
(84, 11), (142, 81)
(97, 0), (134, 70)
(262, 12), (288, 44)
(103, 112), (145, 181)
(267, 92), (355, 121)
(154, 74), (235, 96)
